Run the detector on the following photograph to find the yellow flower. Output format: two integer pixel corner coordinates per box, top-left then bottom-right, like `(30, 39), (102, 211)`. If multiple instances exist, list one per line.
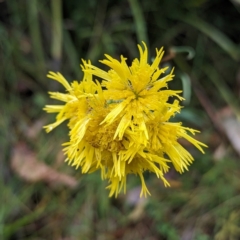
(85, 42), (183, 142)
(44, 43), (207, 198)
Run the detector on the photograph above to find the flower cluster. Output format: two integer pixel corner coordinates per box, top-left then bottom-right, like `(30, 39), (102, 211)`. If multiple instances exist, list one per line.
(44, 42), (207, 197)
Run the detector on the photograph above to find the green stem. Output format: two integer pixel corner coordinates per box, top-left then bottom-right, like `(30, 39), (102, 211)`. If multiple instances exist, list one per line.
(51, 0), (62, 61)
(28, 0), (46, 75)
(128, 0), (148, 46)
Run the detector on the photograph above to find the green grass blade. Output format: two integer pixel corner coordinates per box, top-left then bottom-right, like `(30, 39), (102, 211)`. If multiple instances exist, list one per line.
(128, 0), (148, 46)
(181, 14), (240, 61)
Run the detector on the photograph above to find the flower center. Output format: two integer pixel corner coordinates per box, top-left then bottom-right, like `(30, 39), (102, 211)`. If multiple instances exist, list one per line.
(85, 121), (124, 152)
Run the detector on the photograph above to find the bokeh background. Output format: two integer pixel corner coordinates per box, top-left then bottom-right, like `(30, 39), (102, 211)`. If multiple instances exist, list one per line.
(1, 0), (240, 239)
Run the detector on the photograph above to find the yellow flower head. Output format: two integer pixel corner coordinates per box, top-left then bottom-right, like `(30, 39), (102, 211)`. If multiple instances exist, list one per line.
(85, 42), (183, 141)
(44, 42), (207, 197)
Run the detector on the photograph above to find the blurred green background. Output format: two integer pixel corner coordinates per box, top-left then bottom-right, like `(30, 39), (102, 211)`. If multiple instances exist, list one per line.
(1, 0), (240, 239)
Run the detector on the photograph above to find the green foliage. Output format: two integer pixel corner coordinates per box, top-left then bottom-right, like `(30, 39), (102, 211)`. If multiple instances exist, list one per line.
(1, 0), (240, 239)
